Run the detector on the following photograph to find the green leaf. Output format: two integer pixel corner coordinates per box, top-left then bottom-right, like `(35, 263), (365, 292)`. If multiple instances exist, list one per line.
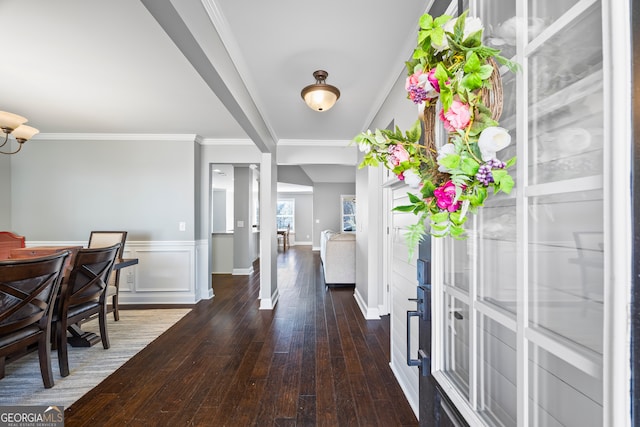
(492, 169), (508, 184)
(477, 64), (494, 80)
(464, 52), (481, 73)
(419, 14), (433, 29)
(407, 192), (422, 204)
(462, 29), (483, 47)
(440, 89), (453, 112)
(405, 222), (427, 260)
(453, 12), (466, 41)
(431, 211), (449, 223)
(449, 211), (468, 226)
(505, 156), (517, 168)
(430, 222), (449, 232)
(439, 153), (460, 169)
(461, 73), (482, 91)
(434, 15), (452, 27)
(498, 174), (515, 194)
(430, 28), (445, 47)
(374, 130), (387, 145)
(393, 204), (416, 213)
(450, 224), (466, 238)
(434, 62), (448, 81)
(421, 180), (436, 198)
(460, 157), (480, 176)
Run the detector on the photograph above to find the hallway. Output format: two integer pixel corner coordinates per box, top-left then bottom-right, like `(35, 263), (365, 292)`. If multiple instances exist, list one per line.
(63, 246), (418, 426)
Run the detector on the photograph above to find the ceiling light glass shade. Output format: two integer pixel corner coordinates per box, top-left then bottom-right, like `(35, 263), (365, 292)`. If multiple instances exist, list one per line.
(12, 124), (39, 142)
(0, 111), (27, 132)
(301, 70), (340, 112)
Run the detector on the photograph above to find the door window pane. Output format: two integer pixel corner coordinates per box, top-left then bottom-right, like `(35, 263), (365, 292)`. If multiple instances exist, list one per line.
(528, 191), (603, 353)
(478, 201), (518, 314)
(443, 297), (470, 398)
(443, 238), (471, 293)
(529, 1), (583, 37)
(527, 3), (603, 185)
(529, 344), (602, 426)
(478, 316), (517, 426)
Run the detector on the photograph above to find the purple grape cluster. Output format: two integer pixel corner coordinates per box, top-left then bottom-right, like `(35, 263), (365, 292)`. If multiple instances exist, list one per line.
(407, 84), (428, 104)
(475, 159), (506, 186)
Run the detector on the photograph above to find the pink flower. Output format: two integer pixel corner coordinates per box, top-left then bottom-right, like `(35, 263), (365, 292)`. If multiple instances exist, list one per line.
(434, 181), (463, 212)
(387, 144), (411, 167)
(405, 70), (424, 91)
(427, 68), (441, 92)
(439, 100), (471, 132)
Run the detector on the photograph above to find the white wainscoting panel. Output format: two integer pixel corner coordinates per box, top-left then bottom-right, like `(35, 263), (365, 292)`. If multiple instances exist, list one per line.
(117, 241), (196, 305)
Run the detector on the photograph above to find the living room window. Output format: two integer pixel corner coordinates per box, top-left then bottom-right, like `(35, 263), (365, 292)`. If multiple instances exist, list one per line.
(276, 199), (295, 231)
(341, 195), (356, 232)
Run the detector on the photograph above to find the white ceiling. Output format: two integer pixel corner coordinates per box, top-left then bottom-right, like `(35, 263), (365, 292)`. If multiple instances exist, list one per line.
(1, 0), (433, 183)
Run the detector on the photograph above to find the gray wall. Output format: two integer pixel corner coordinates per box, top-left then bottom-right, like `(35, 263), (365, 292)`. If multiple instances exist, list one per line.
(277, 192), (313, 244)
(277, 165), (313, 186)
(233, 166), (252, 270)
(10, 138), (195, 241)
(312, 182), (356, 248)
(0, 155), (11, 230)
(211, 189), (227, 232)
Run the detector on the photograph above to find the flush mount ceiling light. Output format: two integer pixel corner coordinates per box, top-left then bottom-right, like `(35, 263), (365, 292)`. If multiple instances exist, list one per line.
(301, 70), (340, 112)
(0, 111), (39, 155)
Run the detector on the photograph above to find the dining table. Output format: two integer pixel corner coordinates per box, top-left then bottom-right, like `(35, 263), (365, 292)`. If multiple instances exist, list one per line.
(9, 245), (139, 347)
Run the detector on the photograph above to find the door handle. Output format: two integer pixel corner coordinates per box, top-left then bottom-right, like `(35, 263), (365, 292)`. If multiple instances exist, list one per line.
(406, 309), (430, 376)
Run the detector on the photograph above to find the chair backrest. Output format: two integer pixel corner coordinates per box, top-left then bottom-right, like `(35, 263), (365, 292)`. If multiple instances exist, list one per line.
(60, 244), (121, 310)
(88, 231), (127, 258)
(0, 231), (26, 260)
(0, 251), (69, 334)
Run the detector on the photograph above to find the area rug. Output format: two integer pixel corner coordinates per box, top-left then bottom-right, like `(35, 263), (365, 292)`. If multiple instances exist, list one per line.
(0, 309), (191, 408)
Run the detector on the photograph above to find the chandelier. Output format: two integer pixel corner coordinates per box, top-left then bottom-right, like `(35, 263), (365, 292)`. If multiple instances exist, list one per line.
(301, 70), (340, 112)
(0, 111), (39, 155)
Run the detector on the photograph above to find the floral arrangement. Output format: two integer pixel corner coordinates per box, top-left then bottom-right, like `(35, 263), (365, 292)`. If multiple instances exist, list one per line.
(354, 11), (518, 246)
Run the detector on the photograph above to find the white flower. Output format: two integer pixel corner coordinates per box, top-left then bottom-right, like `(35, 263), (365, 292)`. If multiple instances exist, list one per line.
(433, 16), (484, 51)
(403, 169), (421, 188)
(436, 143), (457, 172)
(461, 17), (484, 38)
(478, 127), (511, 161)
(358, 142), (371, 153)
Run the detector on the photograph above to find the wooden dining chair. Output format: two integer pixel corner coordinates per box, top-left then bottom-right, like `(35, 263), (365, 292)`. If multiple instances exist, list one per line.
(53, 244), (120, 377)
(0, 251), (69, 388)
(88, 231), (127, 321)
(0, 231), (25, 260)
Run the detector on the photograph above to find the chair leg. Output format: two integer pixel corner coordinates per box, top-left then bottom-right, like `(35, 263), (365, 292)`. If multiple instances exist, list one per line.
(37, 332), (55, 389)
(112, 294), (119, 322)
(57, 318), (70, 377)
(0, 356), (5, 379)
(99, 305), (110, 350)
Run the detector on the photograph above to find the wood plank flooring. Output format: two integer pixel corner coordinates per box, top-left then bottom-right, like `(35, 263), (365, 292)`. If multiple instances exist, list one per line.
(64, 246), (418, 426)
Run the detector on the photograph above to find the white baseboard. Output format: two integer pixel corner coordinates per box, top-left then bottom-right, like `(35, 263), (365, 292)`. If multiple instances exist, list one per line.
(259, 287), (280, 310)
(312, 246), (320, 251)
(232, 266), (254, 275)
(354, 287), (381, 320)
(202, 287), (214, 300)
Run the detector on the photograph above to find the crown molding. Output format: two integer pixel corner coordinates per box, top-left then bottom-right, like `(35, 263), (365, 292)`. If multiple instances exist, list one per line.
(35, 133), (199, 142)
(199, 138), (255, 146)
(277, 139), (353, 147)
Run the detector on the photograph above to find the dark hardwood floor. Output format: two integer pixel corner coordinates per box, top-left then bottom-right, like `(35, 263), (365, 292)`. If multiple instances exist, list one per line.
(64, 246), (418, 426)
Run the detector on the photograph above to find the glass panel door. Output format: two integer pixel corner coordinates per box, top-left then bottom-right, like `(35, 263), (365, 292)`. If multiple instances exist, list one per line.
(432, 1), (610, 426)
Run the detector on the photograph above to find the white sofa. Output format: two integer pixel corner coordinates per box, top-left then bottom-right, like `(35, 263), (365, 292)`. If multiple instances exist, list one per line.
(320, 230), (355, 285)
